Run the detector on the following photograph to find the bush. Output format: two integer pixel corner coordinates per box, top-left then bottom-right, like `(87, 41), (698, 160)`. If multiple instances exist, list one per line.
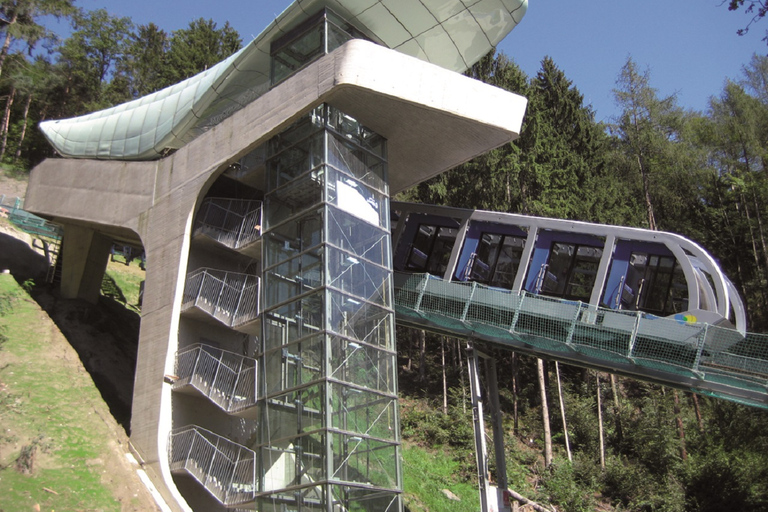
(539, 459), (595, 512)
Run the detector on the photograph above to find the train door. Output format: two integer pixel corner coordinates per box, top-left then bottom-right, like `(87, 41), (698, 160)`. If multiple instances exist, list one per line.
(466, 233), (526, 289)
(537, 241), (603, 302)
(401, 223), (458, 276)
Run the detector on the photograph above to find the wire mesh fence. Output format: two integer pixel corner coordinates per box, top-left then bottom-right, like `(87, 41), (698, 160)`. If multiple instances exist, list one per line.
(394, 272), (768, 408)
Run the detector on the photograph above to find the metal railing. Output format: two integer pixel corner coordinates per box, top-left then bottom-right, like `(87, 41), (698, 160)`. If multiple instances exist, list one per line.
(182, 268), (260, 328)
(193, 197), (262, 250)
(394, 272), (768, 409)
(173, 344), (257, 413)
(169, 425), (256, 506)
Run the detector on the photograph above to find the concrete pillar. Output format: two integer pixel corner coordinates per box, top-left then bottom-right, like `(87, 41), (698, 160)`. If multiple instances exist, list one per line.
(60, 224), (112, 303)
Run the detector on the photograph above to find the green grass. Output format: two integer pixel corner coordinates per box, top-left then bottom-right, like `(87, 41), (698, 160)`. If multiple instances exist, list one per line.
(402, 443), (481, 512)
(0, 274), (128, 511)
(103, 258), (144, 310)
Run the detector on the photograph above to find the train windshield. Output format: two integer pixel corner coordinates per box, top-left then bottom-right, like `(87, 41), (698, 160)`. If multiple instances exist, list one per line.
(622, 253), (687, 315)
(540, 243), (603, 301)
(468, 233), (526, 289)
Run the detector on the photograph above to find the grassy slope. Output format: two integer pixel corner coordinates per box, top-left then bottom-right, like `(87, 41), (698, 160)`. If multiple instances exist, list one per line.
(0, 274), (156, 512)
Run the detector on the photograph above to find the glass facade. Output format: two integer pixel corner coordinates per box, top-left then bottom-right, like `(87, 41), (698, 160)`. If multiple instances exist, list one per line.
(271, 9), (370, 86)
(258, 104), (401, 511)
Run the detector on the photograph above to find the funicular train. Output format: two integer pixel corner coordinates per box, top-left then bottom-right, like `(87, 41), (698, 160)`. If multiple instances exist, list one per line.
(391, 202), (747, 339)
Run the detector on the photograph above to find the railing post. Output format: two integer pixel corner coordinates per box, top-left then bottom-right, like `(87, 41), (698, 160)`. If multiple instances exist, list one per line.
(509, 292), (525, 332)
(414, 274), (430, 312)
(461, 281), (477, 323)
(692, 324), (708, 375)
(228, 357), (246, 412)
(628, 311), (642, 359)
(564, 302), (582, 346)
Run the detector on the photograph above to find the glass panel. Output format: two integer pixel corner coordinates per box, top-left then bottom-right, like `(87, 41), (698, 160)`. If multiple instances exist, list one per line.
(470, 233), (501, 282)
(327, 289), (393, 348)
(329, 336), (396, 394)
(260, 433), (326, 493)
(542, 242), (573, 296)
(567, 246), (602, 301)
(327, 166), (387, 227)
(331, 433), (399, 488)
(268, 107), (323, 157)
(262, 335), (324, 396)
(327, 206), (390, 267)
(327, 246), (390, 308)
(331, 485), (401, 512)
(405, 224), (435, 272)
(326, 107), (387, 160)
(266, 166), (326, 226)
(625, 253), (687, 316)
(261, 386), (324, 445)
(428, 227), (457, 276)
(272, 23), (325, 84)
(263, 291), (325, 348)
(265, 210), (323, 268)
(264, 251), (323, 307)
(327, 132), (387, 194)
(266, 131), (324, 192)
(490, 235), (525, 289)
(330, 384), (397, 440)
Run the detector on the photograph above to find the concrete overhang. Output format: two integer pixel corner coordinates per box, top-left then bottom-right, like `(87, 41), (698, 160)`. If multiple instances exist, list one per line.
(26, 40), (527, 237)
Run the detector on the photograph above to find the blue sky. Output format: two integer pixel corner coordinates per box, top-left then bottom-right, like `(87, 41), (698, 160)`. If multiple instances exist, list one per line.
(54, 0), (767, 122)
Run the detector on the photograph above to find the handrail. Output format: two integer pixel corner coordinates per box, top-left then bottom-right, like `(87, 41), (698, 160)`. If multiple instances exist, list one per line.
(394, 272), (768, 409)
(182, 268), (260, 328)
(173, 343), (258, 413)
(194, 197), (262, 249)
(169, 425), (256, 506)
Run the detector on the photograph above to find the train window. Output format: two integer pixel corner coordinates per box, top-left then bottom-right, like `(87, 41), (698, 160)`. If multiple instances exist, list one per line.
(405, 224), (457, 276)
(468, 233), (525, 289)
(622, 253), (687, 315)
(540, 243), (602, 301)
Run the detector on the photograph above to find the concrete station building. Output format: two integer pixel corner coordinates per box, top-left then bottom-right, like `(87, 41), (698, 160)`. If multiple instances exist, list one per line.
(25, 1), (528, 510)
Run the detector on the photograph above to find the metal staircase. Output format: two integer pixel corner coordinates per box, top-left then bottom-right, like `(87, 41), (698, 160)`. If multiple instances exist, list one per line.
(173, 344), (258, 415)
(169, 425), (257, 506)
(181, 268), (260, 329)
(193, 197), (262, 251)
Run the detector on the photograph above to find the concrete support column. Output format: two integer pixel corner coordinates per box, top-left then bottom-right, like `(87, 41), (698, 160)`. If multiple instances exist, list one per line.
(60, 224), (112, 303)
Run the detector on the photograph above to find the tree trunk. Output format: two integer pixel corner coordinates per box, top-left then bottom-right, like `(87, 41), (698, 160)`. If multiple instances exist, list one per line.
(555, 362), (571, 462)
(610, 374), (624, 445)
(441, 337), (448, 415)
(0, 87), (16, 160)
(457, 339), (467, 414)
(673, 390), (687, 461)
(512, 352), (519, 435)
(692, 393), (704, 433)
(596, 373), (605, 470)
(0, 10), (19, 79)
(418, 329), (426, 383)
(13, 92), (32, 163)
(537, 358), (552, 467)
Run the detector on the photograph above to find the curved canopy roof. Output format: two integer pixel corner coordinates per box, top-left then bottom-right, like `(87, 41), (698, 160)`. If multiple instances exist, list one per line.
(40, 0), (528, 160)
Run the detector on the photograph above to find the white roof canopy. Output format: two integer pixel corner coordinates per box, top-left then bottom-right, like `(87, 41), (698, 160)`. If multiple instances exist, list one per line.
(40, 0), (528, 160)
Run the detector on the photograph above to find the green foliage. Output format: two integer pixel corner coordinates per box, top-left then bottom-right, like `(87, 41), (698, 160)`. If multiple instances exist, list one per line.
(539, 459), (596, 512)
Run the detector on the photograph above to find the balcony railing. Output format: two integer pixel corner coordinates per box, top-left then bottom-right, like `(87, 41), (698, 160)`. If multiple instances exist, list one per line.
(173, 343), (257, 414)
(193, 197), (262, 250)
(169, 425), (256, 506)
(182, 268), (260, 328)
